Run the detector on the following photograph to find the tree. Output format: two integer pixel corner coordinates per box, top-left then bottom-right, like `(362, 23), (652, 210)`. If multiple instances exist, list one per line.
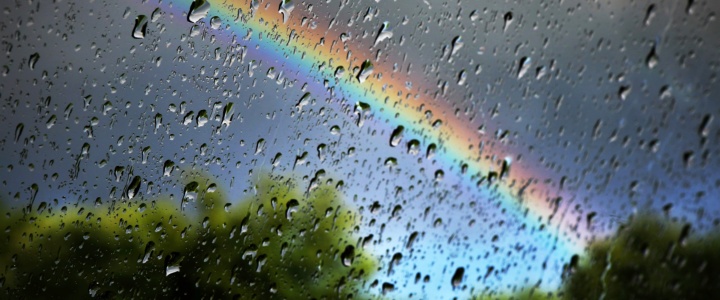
(471, 287), (560, 300)
(562, 213), (720, 300)
(0, 172), (377, 299)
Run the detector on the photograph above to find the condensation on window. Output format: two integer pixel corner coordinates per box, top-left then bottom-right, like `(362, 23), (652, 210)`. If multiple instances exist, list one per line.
(0, 0), (718, 299)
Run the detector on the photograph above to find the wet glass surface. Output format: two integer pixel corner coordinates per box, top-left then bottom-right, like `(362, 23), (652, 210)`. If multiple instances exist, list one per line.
(1, 0), (719, 298)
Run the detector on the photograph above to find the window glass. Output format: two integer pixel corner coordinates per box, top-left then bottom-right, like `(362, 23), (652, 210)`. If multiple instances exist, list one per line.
(1, 0), (718, 298)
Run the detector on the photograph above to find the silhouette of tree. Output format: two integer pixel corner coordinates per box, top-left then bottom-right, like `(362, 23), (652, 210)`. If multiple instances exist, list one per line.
(0, 173), (376, 299)
(562, 213), (720, 300)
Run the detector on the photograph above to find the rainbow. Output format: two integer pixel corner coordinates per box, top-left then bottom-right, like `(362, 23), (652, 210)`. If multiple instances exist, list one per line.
(141, 0), (589, 257)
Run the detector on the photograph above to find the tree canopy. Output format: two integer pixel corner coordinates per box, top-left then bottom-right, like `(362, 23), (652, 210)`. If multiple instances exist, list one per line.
(0, 173), (377, 299)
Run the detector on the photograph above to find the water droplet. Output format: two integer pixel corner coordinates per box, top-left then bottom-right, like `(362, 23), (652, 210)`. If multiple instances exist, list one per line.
(154, 113), (162, 133)
(210, 16), (221, 29)
(317, 143), (326, 160)
(165, 252), (183, 276)
(646, 45), (659, 69)
(357, 60), (374, 83)
(196, 109), (209, 127)
(517, 56), (531, 79)
(285, 199), (299, 221)
(132, 15), (148, 39)
(222, 102), (234, 127)
(450, 36), (463, 58)
(183, 181), (199, 200)
(374, 21), (393, 46)
(163, 160), (174, 176)
(151, 8), (163, 22)
(500, 157), (512, 179)
(188, 0), (211, 23)
(381, 282), (395, 295)
(141, 146), (151, 164)
(28, 53), (40, 70)
(335, 66), (345, 78)
(503, 12), (513, 31)
(296, 92), (311, 112)
(125, 176), (142, 199)
(271, 153), (282, 166)
(536, 66), (547, 80)
(279, 0), (294, 23)
(432, 119), (443, 129)
(426, 143), (437, 159)
(255, 138), (265, 154)
(451, 267), (464, 288)
(183, 111), (194, 125)
(644, 4), (656, 26)
(341, 245), (355, 267)
(14, 123), (24, 143)
(619, 85), (631, 101)
(354, 101), (371, 127)
(142, 241), (156, 264)
(686, 0), (695, 15)
(469, 10), (480, 21)
(699, 114), (713, 137)
(407, 139), (420, 155)
(434, 170), (444, 181)
(457, 69), (467, 85)
(389, 126), (404, 147)
(114, 166), (125, 182)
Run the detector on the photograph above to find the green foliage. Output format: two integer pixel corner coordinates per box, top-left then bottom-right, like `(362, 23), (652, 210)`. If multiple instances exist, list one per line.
(562, 214), (720, 300)
(471, 287), (560, 300)
(0, 173), (376, 299)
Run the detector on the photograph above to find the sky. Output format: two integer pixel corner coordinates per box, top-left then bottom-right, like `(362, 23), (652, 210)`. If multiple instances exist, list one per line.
(1, 0), (719, 298)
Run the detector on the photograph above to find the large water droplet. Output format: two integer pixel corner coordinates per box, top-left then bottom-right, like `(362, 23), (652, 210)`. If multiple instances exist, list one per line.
(407, 139), (420, 155)
(389, 126), (404, 147)
(132, 15), (148, 39)
(222, 102), (234, 127)
(163, 160), (174, 177)
(357, 60), (374, 83)
(210, 16), (221, 29)
(426, 143), (437, 159)
(125, 176), (142, 199)
(255, 138), (265, 155)
(196, 109), (209, 127)
(142, 241), (156, 264)
(188, 0), (211, 23)
(341, 245), (355, 267)
(151, 8), (163, 22)
(354, 101), (371, 127)
(279, 0), (294, 23)
(164, 252), (183, 276)
(374, 21), (393, 46)
(285, 199), (299, 221)
(451, 267), (464, 288)
(296, 92), (311, 112)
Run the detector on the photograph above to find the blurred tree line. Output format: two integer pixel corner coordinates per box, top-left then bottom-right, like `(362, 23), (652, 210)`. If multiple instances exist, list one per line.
(0, 173), (376, 299)
(562, 213), (720, 300)
(2, 170), (718, 299)
(472, 213), (720, 300)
